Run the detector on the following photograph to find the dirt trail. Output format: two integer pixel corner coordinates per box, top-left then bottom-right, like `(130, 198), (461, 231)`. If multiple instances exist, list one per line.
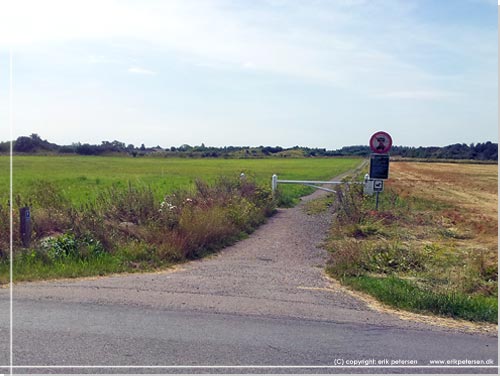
(11, 170), (497, 336)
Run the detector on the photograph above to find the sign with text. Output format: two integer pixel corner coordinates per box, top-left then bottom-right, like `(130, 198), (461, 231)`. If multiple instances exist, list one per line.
(370, 154), (390, 179)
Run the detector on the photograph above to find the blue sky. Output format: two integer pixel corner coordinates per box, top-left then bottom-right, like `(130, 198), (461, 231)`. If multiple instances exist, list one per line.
(0, 0), (497, 149)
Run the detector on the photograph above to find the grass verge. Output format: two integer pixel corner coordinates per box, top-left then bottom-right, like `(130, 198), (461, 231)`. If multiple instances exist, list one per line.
(325, 168), (497, 324)
(345, 275), (497, 323)
(1, 176), (276, 283)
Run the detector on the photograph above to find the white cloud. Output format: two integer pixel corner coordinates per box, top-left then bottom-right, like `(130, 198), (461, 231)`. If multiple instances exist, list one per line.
(87, 55), (121, 65)
(377, 90), (461, 100)
(127, 67), (156, 75)
(0, 0), (456, 93)
(0, 0), (496, 148)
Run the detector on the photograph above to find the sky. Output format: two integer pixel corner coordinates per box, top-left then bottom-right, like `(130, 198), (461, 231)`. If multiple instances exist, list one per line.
(0, 0), (498, 149)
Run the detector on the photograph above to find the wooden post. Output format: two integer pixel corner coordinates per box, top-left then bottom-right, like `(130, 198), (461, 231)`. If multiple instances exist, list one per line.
(20, 207), (31, 247)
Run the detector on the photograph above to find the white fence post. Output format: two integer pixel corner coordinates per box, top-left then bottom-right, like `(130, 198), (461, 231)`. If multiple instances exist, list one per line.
(272, 174), (278, 195)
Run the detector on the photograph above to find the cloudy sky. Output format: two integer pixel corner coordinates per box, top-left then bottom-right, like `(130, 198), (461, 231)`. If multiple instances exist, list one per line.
(0, 0), (497, 149)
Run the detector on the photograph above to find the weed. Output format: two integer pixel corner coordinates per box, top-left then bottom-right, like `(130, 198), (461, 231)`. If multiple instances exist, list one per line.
(326, 240), (365, 277)
(1, 174), (277, 283)
(40, 233), (105, 260)
(304, 195), (334, 215)
(326, 162), (498, 323)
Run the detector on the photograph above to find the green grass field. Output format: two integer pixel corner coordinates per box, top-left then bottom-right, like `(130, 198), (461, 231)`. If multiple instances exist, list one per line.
(0, 155), (361, 283)
(2, 155), (361, 204)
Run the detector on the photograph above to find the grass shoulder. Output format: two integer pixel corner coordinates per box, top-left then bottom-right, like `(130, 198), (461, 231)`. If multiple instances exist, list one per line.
(325, 168), (498, 324)
(1, 177), (277, 283)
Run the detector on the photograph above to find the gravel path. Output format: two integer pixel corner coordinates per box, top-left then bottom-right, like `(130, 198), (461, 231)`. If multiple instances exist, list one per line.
(10, 175), (495, 335)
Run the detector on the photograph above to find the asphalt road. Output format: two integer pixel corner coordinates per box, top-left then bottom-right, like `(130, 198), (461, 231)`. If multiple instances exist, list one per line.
(0, 179), (497, 374)
(1, 299), (498, 374)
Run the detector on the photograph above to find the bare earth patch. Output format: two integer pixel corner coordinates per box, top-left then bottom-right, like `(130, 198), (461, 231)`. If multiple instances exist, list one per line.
(389, 162), (497, 220)
(389, 161), (498, 267)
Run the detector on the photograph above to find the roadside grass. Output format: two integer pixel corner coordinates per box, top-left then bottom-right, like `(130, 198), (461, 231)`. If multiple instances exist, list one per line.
(1, 153), (360, 283)
(345, 275), (497, 323)
(0, 252), (130, 284)
(1, 175), (280, 283)
(325, 162), (498, 323)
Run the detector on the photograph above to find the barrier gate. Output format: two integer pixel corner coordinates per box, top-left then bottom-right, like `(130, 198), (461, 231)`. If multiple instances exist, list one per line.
(271, 174), (369, 195)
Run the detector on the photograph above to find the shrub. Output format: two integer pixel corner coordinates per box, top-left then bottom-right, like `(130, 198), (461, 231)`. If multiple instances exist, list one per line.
(178, 205), (238, 258)
(332, 184), (366, 225)
(4, 175), (276, 282)
(40, 233), (105, 260)
(364, 242), (428, 274)
(326, 240), (366, 277)
(97, 183), (158, 225)
(32, 207), (71, 238)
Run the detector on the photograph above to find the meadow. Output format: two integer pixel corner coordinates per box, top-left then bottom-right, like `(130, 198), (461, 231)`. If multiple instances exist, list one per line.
(0, 155), (361, 283)
(2, 155), (360, 205)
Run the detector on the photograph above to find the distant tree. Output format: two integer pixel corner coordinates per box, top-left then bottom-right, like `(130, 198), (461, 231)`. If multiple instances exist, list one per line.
(58, 145), (76, 154)
(0, 141), (9, 153)
(76, 143), (100, 155)
(111, 140), (126, 151)
(30, 133), (42, 142)
(14, 136), (37, 152)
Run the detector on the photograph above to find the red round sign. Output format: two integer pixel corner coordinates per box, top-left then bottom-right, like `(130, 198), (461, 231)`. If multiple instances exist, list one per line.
(369, 131), (392, 154)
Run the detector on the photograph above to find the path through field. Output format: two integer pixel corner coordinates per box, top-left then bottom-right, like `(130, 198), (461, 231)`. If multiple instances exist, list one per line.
(0, 174), (497, 374)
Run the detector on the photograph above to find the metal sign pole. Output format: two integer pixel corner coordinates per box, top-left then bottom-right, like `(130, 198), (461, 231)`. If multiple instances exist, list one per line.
(375, 191), (380, 211)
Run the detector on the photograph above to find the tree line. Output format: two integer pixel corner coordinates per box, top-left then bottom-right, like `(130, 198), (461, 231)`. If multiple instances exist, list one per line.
(0, 134), (497, 161)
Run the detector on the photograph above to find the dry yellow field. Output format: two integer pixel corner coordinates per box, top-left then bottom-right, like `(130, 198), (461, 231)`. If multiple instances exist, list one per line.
(388, 161), (498, 256)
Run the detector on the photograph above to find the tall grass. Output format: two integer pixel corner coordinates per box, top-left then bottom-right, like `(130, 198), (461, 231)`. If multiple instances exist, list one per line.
(1, 176), (277, 283)
(326, 183), (498, 323)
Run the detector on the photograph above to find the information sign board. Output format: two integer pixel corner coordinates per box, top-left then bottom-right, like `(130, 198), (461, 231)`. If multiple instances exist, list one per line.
(369, 154), (390, 179)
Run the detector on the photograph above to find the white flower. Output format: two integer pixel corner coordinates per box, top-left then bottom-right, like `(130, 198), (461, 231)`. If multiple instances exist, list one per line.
(159, 200), (176, 212)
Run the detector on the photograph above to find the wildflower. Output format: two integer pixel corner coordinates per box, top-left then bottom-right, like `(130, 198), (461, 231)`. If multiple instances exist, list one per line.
(159, 201), (176, 212)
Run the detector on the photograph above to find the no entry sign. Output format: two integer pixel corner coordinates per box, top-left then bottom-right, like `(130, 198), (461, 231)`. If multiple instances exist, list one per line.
(369, 131), (392, 154)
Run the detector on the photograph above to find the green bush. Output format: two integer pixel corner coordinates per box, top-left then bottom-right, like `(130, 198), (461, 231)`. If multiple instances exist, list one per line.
(40, 233), (105, 260)
(364, 242), (428, 274)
